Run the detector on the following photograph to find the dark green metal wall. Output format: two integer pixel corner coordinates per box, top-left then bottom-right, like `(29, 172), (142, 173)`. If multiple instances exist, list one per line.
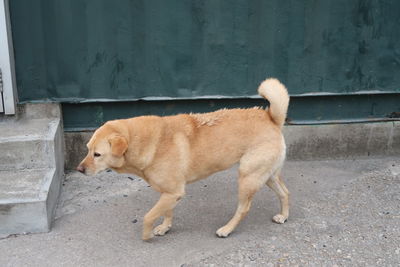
(8, 0), (400, 129)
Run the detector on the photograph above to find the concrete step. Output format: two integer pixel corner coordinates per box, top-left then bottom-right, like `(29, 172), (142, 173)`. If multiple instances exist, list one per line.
(0, 168), (63, 237)
(0, 103), (64, 237)
(0, 118), (61, 170)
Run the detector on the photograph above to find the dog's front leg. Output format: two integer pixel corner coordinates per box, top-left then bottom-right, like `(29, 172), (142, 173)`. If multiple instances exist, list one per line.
(142, 192), (184, 241)
(153, 209), (173, 236)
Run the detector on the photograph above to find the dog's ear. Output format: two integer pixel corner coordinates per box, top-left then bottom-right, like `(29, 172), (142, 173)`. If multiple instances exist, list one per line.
(108, 135), (128, 157)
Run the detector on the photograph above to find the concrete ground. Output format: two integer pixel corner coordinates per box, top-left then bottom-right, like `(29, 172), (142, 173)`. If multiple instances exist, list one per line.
(1, 158), (399, 266)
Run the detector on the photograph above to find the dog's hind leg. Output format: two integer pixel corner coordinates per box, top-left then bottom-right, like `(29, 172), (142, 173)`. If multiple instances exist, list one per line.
(216, 172), (264, 238)
(266, 173), (289, 224)
(216, 145), (284, 237)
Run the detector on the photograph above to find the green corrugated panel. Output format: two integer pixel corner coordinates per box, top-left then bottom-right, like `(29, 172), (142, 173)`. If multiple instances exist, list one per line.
(62, 94), (400, 131)
(9, 0), (400, 102)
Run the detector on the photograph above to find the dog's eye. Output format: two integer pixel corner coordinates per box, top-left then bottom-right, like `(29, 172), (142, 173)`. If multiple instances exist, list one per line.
(94, 152), (101, 157)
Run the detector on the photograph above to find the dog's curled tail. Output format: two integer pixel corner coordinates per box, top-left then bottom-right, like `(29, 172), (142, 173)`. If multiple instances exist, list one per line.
(258, 78), (290, 128)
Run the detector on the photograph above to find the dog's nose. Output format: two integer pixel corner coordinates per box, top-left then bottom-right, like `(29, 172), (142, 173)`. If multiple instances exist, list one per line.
(77, 165), (86, 174)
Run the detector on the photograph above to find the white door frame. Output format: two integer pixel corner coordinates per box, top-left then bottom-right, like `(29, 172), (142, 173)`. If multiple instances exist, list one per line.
(0, 0), (17, 114)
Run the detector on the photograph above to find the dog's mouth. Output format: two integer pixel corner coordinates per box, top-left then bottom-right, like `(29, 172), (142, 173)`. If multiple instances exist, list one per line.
(77, 164), (113, 176)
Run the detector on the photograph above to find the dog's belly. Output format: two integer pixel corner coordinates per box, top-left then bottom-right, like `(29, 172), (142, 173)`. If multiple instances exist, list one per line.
(186, 151), (242, 183)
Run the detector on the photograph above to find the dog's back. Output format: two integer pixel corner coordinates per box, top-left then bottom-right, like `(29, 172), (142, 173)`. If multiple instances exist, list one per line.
(158, 78), (290, 181)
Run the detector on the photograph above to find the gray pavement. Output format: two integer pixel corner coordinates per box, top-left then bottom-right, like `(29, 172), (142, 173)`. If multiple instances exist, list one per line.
(1, 158), (399, 266)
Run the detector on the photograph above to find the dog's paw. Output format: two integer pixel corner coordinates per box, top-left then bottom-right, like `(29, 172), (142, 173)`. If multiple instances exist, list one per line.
(272, 214), (287, 224)
(142, 232), (154, 241)
(153, 224), (171, 236)
(216, 226), (232, 238)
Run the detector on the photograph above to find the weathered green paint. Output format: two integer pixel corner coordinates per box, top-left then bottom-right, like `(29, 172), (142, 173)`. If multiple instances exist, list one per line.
(62, 94), (400, 131)
(10, 0), (400, 103)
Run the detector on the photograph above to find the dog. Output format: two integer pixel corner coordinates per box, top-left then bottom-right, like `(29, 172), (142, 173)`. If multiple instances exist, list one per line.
(77, 78), (290, 240)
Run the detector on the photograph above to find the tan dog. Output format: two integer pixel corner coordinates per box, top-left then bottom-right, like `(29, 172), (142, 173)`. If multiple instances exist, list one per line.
(77, 78), (290, 240)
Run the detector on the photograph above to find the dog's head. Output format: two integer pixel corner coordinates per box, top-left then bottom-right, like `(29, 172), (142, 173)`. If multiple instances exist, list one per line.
(77, 121), (128, 175)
